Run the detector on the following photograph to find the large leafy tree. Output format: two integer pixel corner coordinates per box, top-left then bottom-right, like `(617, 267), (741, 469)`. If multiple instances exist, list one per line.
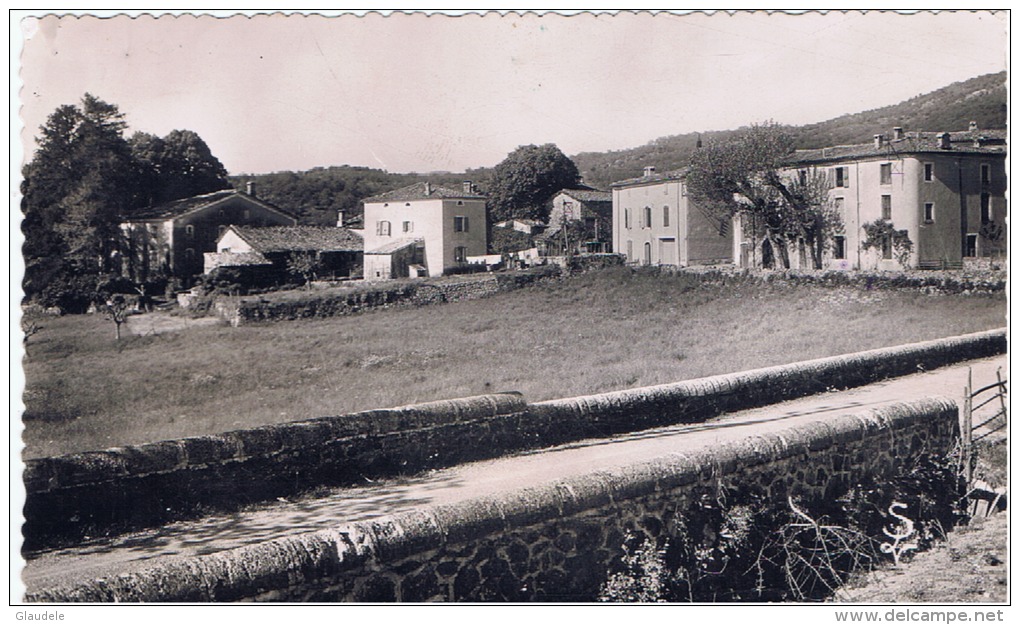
(21, 94), (229, 310)
(21, 94), (136, 307)
(686, 122), (839, 269)
(487, 144), (580, 223)
(129, 129), (229, 208)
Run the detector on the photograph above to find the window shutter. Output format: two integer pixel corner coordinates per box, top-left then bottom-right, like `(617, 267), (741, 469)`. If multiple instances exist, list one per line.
(464, 216), (469, 232)
(842, 167), (850, 188)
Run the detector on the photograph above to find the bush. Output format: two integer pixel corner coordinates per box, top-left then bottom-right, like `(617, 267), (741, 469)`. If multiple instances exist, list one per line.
(599, 450), (966, 602)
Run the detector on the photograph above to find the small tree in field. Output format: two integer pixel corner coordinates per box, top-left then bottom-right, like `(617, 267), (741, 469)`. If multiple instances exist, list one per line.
(105, 294), (129, 340)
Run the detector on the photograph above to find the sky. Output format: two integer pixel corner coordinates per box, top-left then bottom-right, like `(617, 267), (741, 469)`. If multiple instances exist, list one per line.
(13, 10), (1010, 176)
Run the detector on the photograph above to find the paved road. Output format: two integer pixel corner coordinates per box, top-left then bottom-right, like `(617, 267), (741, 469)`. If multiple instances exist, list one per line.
(19, 355), (1007, 593)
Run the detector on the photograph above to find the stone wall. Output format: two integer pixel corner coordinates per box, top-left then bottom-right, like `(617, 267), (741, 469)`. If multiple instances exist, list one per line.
(218, 265), (560, 325)
(27, 397), (959, 602)
(21, 328), (1004, 553)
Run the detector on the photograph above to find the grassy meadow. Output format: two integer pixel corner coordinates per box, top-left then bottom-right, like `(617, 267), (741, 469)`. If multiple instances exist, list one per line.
(20, 267), (1007, 458)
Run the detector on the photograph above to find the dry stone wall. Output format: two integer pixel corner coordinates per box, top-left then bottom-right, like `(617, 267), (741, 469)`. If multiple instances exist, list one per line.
(27, 398), (959, 602)
(21, 329), (1004, 552)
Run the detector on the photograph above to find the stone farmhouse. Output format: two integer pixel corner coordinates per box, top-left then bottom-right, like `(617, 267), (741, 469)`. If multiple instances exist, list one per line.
(119, 184), (296, 284)
(770, 123), (1008, 270)
(205, 225), (363, 283)
(361, 181), (487, 280)
(537, 187), (614, 255)
(611, 166), (733, 267)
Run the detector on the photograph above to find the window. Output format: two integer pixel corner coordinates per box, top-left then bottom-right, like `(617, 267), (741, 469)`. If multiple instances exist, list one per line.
(980, 193), (991, 222)
(981, 164), (991, 185)
(923, 163), (934, 182)
(562, 201), (574, 219)
(454, 246), (467, 263)
(454, 216), (469, 232)
(965, 234), (978, 258)
(880, 163), (892, 185)
(662, 206), (670, 228)
(624, 209), (631, 229)
(217, 225), (227, 236)
(644, 206), (652, 229)
(403, 221), (414, 233)
(881, 236), (893, 260)
(798, 169), (808, 186)
(881, 195), (892, 220)
(377, 220), (391, 236)
(626, 240), (633, 260)
(833, 197), (845, 215)
(834, 167), (847, 188)
(243, 209), (251, 220)
(643, 242), (651, 265)
(924, 203), (935, 223)
(185, 224), (195, 238)
(184, 248), (195, 262)
(833, 235), (846, 260)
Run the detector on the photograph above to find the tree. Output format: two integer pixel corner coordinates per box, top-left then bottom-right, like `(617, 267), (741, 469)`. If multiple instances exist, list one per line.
(686, 122), (841, 269)
(286, 251), (321, 288)
(487, 144), (580, 224)
(21, 94), (137, 307)
(129, 129), (229, 208)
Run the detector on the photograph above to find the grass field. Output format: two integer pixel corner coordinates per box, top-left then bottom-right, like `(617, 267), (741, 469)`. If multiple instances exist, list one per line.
(19, 267), (1007, 458)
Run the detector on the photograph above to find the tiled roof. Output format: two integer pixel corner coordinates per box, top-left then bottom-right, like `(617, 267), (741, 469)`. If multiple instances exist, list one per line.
(790, 128), (1007, 164)
(212, 251), (272, 266)
(126, 190), (295, 221)
(557, 188), (612, 204)
(231, 225), (363, 253)
(363, 182), (486, 204)
(611, 167), (689, 188)
(366, 238), (422, 255)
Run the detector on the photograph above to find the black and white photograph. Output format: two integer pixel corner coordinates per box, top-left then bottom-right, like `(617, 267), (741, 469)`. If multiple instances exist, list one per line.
(9, 8), (1010, 615)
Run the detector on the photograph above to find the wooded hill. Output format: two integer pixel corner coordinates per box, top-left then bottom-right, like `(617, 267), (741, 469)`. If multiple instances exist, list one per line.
(232, 72), (1006, 223)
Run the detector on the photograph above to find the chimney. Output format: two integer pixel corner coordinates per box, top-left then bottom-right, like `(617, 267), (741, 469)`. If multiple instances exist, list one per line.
(336, 210), (345, 228)
(643, 166), (656, 177)
(874, 134), (884, 149)
(969, 121), (978, 132)
(937, 132), (951, 149)
(246, 180), (257, 197)
(892, 127), (904, 141)
(463, 181), (473, 194)
(424, 182), (432, 196)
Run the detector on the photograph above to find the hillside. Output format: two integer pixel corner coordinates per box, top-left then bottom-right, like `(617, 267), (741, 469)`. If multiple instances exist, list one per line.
(574, 71), (1007, 188)
(233, 72), (1006, 221)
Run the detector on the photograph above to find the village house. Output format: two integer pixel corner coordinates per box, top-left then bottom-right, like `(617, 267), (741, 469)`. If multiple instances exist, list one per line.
(611, 166), (733, 267)
(119, 183), (296, 284)
(204, 225), (363, 284)
(768, 123), (1007, 270)
(537, 187), (614, 255)
(361, 181), (488, 279)
(493, 218), (545, 235)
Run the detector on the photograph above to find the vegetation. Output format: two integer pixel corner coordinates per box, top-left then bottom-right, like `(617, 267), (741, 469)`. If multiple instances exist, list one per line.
(599, 449), (967, 602)
(21, 93), (230, 311)
(686, 122), (841, 269)
(862, 220), (914, 268)
(486, 143), (580, 224)
(21, 267), (1005, 458)
(574, 72), (1007, 188)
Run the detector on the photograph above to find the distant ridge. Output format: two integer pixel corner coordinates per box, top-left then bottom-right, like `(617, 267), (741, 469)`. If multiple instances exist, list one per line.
(234, 72), (1006, 223)
(573, 71), (1007, 188)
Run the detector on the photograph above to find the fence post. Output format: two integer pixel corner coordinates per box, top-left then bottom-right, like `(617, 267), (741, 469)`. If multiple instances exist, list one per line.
(995, 367), (1007, 425)
(961, 368), (973, 486)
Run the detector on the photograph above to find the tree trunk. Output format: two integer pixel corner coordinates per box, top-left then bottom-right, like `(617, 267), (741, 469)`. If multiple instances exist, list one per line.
(765, 230), (790, 269)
